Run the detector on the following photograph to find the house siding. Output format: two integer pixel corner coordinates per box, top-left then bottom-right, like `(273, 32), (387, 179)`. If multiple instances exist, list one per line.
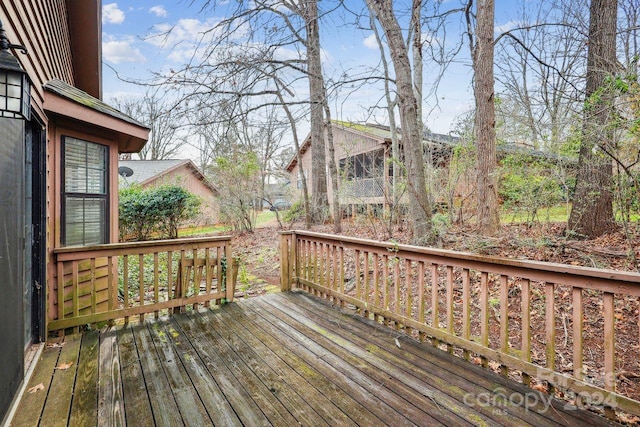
(1, 1), (75, 121)
(140, 165), (220, 226)
(289, 124), (389, 209)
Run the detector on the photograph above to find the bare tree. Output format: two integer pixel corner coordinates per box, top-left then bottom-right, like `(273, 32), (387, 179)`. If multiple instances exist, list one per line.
(366, 0), (432, 244)
(110, 87), (183, 160)
(568, 0), (618, 238)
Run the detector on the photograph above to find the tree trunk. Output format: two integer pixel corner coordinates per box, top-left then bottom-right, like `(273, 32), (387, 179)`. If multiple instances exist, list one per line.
(369, 12), (400, 226)
(322, 95), (342, 233)
(568, 0), (618, 238)
(366, 0), (432, 244)
(473, 0), (500, 235)
(305, 0), (329, 224)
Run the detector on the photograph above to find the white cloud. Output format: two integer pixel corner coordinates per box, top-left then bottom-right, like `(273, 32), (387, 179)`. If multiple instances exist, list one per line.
(103, 3), (125, 24)
(495, 20), (525, 34)
(145, 18), (251, 63)
(103, 37), (146, 64)
(363, 34), (379, 50)
(149, 5), (168, 17)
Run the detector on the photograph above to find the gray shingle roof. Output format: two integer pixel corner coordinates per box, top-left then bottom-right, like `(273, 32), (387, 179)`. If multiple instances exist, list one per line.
(118, 159), (188, 185)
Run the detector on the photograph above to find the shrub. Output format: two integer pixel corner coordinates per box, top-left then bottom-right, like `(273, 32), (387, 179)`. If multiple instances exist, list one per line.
(119, 185), (201, 240)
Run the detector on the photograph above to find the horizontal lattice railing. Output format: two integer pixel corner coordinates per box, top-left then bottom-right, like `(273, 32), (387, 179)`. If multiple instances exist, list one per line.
(50, 236), (236, 332)
(280, 230), (640, 419)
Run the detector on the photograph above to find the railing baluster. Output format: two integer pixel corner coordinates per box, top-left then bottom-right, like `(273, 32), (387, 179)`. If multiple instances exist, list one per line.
(331, 245), (340, 294)
(373, 253), (379, 321)
(499, 275), (509, 376)
(418, 262), (425, 341)
(355, 250), (361, 306)
(572, 287), (583, 383)
(404, 259), (412, 334)
(313, 241), (319, 288)
(604, 291), (616, 419)
(154, 252), (159, 318)
(363, 251), (370, 318)
(204, 248), (211, 307)
(394, 258), (400, 329)
(383, 254), (389, 323)
(167, 250), (173, 305)
(545, 282), (556, 393)
(431, 263), (439, 348)
(339, 246), (345, 306)
(139, 253), (145, 322)
(521, 279), (531, 386)
(462, 268), (470, 360)
(123, 254), (129, 324)
(446, 265), (454, 353)
(480, 271), (489, 368)
(72, 260), (79, 334)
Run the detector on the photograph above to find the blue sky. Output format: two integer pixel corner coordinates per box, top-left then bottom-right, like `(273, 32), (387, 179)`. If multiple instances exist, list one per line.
(101, 1), (515, 135)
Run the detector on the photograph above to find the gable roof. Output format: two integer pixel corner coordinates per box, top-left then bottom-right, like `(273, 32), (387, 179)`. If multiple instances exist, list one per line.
(285, 121), (460, 171)
(119, 159), (218, 195)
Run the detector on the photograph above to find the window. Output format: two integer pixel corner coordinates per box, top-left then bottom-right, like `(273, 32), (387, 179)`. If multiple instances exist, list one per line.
(62, 137), (108, 246)
(297, 170), (307, 189)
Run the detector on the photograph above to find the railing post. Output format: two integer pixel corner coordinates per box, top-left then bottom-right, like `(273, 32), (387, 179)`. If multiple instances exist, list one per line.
(280, 232), (294, 291)
(225, 242), (235, 302)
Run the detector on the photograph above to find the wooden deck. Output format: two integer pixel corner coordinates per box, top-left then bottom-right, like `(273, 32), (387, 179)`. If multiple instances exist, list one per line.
(11, 291), (615, 426)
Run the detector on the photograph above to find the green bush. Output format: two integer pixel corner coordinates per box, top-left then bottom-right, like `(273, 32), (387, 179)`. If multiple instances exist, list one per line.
(119, 185), (201, 241)
(499, 154), (564, 223)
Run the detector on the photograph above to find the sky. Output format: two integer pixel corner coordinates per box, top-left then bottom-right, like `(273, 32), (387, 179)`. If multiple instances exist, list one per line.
(101, 1), (515, 139)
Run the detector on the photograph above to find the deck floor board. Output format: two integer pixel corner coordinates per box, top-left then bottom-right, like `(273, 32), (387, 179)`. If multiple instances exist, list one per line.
(10, 290), (617, 426)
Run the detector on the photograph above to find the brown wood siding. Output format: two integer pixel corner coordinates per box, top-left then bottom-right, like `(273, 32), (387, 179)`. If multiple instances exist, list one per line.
(332, 127), (383, 159)
(290, 127), (386, 207)
(1, 1), (75, 120)
(47, 121), (122, 322)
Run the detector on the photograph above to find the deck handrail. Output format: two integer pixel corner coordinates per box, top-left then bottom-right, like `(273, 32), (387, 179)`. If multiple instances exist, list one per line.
(49, 236), (236, 333)
(280, 230), (640, 420)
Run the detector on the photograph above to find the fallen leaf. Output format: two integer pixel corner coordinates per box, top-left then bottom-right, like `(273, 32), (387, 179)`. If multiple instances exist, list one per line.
(27, 383), (44, 394)
(47, 342), (65, 348)
(55, 362), (74, 370)
(531, 384), (548, 394)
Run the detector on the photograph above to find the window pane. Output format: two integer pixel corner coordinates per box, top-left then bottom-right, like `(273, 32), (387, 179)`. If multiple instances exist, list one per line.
(86, 168), (106, 193)
(64, 197), (105, 246)
(63, 136), (108, 246)
(64, 138), (106, 195)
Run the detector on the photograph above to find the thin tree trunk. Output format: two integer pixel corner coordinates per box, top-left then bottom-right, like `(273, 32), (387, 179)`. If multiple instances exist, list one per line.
(568, 0), (618, 238)
(275, 78), (311, 228)
(370, 12), (400, 225)
(322, 93), (342, 233)
(366, 0), (432, 244)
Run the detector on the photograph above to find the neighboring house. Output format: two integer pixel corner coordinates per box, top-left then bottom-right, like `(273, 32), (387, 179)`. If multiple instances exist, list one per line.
(0, 2), (149, 420)
(119, 159), (220, 226)
(285, 121), (459, 214)
(263, 182), (291, 209)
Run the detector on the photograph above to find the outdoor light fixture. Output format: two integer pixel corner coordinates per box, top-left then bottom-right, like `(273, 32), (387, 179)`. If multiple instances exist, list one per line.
(0, 18), (30, 120)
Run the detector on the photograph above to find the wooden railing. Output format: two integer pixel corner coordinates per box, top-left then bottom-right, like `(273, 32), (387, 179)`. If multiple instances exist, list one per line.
(340, 177), (385, 198)
(50, 236), (236, 332)
(280, 230), (640, 419)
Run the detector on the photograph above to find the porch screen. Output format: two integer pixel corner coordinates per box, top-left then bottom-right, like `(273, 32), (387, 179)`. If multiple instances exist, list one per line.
(63, 137), (108, 246)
